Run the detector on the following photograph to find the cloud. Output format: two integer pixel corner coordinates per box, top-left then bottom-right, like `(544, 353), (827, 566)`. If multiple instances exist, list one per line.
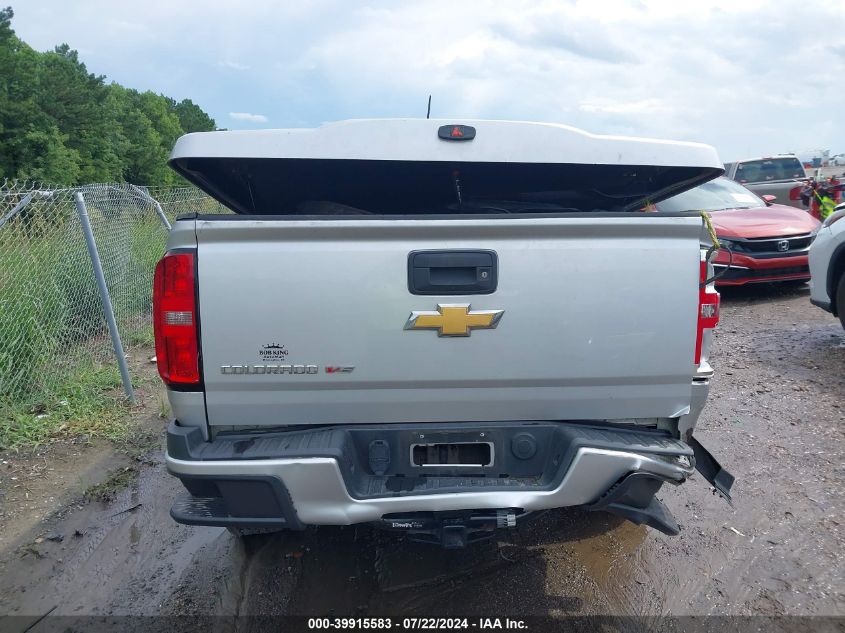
(218, 60), (250, 71)
(490, 13), (635, 63)
(229, 112), (268, 123)
(109, 19), (149, 34)
(10, 0), (845, 158)
(579, 99), (671, 115)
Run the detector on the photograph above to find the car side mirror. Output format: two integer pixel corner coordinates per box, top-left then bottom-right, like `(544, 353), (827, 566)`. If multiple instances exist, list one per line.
(761, 194), (776, 205)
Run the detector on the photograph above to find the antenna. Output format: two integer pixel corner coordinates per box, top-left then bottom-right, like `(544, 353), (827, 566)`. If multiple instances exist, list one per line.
(426, 95), (431, 119)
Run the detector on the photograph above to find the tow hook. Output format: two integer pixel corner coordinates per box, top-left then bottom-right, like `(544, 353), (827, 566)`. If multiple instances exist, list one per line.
(689, 436), (735, 504)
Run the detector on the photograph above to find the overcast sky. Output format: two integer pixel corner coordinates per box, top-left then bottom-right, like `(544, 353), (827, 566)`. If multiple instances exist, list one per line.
(13, 0), (845, 161)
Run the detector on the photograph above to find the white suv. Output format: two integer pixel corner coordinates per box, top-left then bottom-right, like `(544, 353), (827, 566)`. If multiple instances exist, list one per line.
(809, 202), (845, 329)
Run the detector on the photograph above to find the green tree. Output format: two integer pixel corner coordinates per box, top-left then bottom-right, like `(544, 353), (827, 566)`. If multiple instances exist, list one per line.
(0, 7), (44, 180)
(13, 125), (81, 184)
(0, 7), (216, 185)
(173, 98), (216, 133)
(36, 44), (122, 182)
(109, 85), (167, 184)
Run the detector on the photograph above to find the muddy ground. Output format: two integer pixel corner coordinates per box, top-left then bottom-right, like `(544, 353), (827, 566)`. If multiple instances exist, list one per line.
(0, 283), (842, 629)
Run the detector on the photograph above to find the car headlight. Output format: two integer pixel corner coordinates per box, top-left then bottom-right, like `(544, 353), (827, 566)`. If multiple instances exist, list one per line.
(718, 239), (737, 251)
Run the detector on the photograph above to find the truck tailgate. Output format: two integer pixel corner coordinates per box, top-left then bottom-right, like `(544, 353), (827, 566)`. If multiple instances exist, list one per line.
(196, 215), (701, 427)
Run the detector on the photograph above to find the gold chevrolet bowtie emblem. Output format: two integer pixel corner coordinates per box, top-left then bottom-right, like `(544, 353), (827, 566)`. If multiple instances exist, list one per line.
(404, 304), (504, 337)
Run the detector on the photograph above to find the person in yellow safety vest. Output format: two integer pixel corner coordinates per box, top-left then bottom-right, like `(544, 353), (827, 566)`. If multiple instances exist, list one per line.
(802, 177), (842, 221)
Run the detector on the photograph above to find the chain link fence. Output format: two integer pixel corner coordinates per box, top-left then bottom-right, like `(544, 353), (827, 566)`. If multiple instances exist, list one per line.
(0, 181), (229, 409)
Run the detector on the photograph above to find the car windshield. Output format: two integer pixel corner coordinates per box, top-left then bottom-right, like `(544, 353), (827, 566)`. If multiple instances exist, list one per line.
(734, 157), (805, 183)
(656, 177), (766, 212)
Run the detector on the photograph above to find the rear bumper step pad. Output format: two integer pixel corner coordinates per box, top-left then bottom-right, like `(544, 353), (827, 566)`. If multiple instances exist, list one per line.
(167, 420), (693, 499)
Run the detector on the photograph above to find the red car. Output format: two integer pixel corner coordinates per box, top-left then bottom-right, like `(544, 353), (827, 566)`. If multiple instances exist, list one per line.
(656, 177), (821, 286)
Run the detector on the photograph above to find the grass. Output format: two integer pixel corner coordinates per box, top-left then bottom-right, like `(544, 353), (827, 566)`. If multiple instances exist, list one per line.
(156, 391), (171, 420)
(0, 195), (169, 450)
(0, 201), (166, 399)
(0, 230), (91, 398)
(0, 360), (137, 451)
(123, 323), (155, 348)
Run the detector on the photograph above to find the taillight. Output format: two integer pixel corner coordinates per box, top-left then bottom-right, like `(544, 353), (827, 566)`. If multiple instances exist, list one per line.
(789, 186), (802, 201)
(695, 260), (720, 365)
(153, 252), (200, 386)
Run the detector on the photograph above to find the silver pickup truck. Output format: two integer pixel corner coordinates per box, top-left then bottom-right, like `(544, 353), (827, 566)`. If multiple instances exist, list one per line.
(723, 155), (807, 209)
(156, 119), (733, 548)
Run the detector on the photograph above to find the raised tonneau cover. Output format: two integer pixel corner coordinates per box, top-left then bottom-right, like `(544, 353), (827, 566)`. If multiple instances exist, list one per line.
(169, 119), (723, 214)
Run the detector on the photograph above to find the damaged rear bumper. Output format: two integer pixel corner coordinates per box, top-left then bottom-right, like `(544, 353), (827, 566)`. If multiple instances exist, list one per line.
(165, 421), (732, 539)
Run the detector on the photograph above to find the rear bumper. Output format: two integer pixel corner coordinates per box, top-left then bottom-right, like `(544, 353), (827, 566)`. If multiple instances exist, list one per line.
(165, 421), (695, 529)
(167, 449), (692, 525)
(713, 251), (810, 286)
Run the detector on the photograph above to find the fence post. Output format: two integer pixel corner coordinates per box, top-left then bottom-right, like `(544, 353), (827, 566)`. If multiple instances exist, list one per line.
(74, 191), (136, 403)
(0, 192), (35, 229)
(129, 184), (171, 231)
